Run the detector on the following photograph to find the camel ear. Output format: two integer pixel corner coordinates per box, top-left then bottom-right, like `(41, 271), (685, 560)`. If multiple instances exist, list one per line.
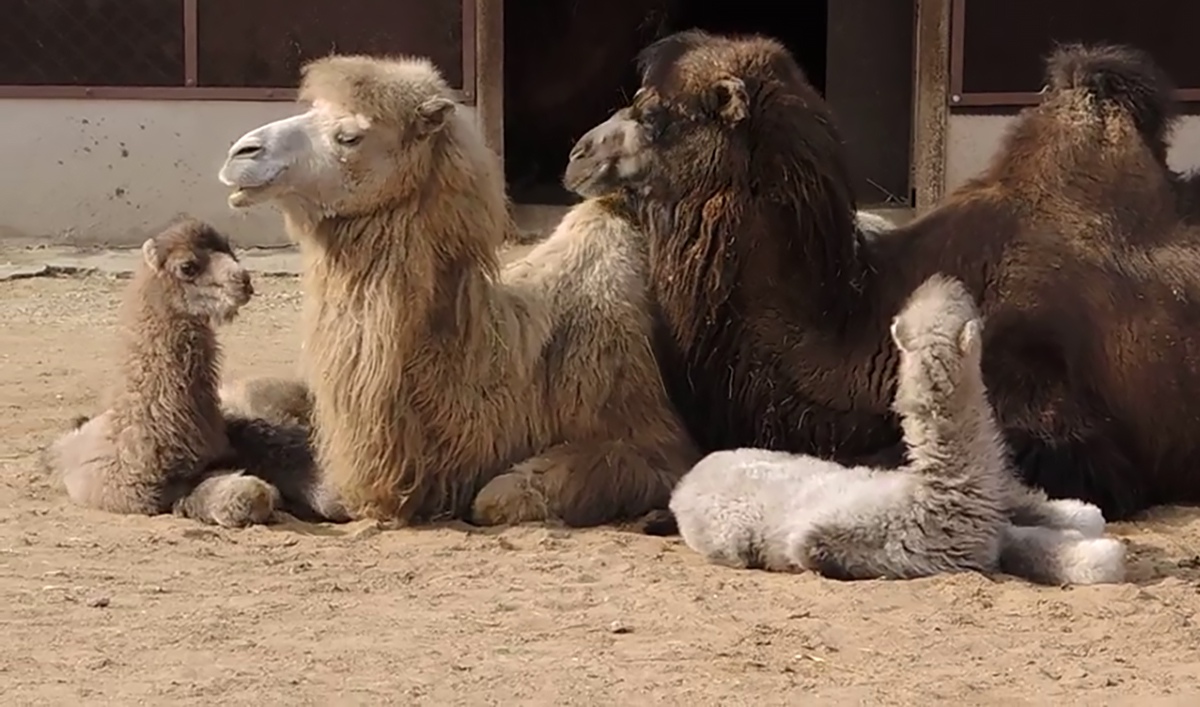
(141, 238), (162, 272)
(958, 319), (983, 357)
(415, 97), (455, 136)
(889, 317), (914, 353)
(712, 77), (749, 125)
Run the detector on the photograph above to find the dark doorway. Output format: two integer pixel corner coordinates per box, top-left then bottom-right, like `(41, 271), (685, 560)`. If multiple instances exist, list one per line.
(502, 1), (833, 206)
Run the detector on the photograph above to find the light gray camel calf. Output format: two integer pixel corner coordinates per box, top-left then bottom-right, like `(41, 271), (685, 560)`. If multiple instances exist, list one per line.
(669, 273), (1126, 585)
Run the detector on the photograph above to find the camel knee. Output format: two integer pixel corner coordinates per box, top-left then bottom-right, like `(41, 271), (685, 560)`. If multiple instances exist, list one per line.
(178, 472), (280, 528)
(210, 474), (279, 527)
(548, 444), (684, 527)
(1041, 498), (1107, 537)
(471, 470), (549, 526)
(1000, 525), (1126, 585)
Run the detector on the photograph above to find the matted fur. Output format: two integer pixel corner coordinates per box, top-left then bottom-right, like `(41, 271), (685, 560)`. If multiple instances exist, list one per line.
(220, 376), (312, 429)
(670, 275), (1125, 584)
(218, 55), (698, 525)
(563, 30), (1200, 521)
(42, 219), (278, 527)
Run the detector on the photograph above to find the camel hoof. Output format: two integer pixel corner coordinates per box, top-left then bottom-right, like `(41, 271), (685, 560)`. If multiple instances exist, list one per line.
(212, 475), (280, 528)
(1060, 536), (1127, 585)
(472, 472), (548, 526)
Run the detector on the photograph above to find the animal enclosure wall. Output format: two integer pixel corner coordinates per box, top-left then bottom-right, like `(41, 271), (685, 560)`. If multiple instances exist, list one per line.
(0, 98), (307, 246)
(948, 0), (1200, 106)
(941, 0), (1200, 195)
(0, 0), (481, 246)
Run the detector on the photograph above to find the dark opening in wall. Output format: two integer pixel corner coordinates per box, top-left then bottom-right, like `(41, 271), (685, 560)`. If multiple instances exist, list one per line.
(503, 0), (830, 206)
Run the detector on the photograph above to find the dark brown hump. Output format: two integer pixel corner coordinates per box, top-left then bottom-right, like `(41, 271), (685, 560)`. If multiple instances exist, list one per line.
(1043, 42), (1177, 161)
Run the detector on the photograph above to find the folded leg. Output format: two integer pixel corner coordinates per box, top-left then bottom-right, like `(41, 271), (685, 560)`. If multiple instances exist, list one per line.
(999, 524), (1125, 585)
(172, 470), (279, 528)
(472, 439), (693, 527)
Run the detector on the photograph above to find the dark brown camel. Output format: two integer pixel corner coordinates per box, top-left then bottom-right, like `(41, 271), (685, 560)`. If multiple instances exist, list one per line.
(562, 30), (1200, 522)
(1042, 42), (1200, 229)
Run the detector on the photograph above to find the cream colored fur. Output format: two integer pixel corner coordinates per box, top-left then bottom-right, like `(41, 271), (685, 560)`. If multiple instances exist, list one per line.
(669, 274), (1126, 584)
(217, 55), (699, 525)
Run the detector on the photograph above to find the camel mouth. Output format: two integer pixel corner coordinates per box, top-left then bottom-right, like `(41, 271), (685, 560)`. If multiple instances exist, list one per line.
(562, 159), (613, 198)
(227, 186), (269, 209)
(219, 160), (285, 209)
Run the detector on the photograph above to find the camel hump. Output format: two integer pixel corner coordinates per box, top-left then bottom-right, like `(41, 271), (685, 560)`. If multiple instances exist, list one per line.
(1043, 42), (1175, 131)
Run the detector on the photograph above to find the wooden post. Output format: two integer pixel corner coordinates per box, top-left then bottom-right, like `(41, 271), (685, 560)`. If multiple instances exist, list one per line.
(474, 0), (504, 164)
(912, 0), (950, 212)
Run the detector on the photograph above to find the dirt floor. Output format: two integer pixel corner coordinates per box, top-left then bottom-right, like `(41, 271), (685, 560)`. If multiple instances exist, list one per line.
(3, 271), (1200, 706)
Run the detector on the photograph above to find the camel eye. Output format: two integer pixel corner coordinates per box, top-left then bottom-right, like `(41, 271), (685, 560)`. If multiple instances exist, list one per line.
(178, 260), (200, 278)
(640, 107), (669, 142)
(336, 131), (364, 147)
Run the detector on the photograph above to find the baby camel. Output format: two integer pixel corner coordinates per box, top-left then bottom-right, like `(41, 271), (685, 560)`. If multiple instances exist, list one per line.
(44, 219), (279, 527)
(669, 274), (1126, 585)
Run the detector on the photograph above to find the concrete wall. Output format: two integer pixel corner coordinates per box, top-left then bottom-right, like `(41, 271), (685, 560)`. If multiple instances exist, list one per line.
(946, 114), (1200, 193)
(7, 100), (1200, 249)
(0, 99), (304, 248)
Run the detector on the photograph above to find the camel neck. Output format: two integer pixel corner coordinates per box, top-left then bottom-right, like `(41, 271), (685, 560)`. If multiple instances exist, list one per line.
(299, 208), (500, 363)
(114, 277), (220, 420)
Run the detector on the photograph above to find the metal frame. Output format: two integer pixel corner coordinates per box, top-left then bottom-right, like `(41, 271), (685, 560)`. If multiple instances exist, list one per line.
(948, 0), (1200, 107)
(0, 0), (479, 104)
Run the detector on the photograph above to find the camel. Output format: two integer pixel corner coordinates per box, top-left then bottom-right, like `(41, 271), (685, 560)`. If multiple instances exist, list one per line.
(43, 219), (278, 527)
(670, 273), (1124, 584)
(216, 54), (699, 526)
(1040, 41), (1200, 224)
(562, 30), (1200, 521)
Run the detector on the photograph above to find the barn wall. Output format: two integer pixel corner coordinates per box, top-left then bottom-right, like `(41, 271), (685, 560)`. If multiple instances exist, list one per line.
(0, 99), (306, 247)
(0, 98), (474, 248)
(945, 114), (1200, 192)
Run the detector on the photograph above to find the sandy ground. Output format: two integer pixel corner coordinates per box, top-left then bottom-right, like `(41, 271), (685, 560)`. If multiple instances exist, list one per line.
(3, 269), (1200, 706)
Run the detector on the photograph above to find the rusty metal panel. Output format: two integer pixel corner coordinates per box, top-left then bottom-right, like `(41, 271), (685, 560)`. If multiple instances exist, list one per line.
(0, 0), (186, 87)
(950, 0), (1200, 108)
(195, 0), (465, 90)
(0, 0), (475, 103)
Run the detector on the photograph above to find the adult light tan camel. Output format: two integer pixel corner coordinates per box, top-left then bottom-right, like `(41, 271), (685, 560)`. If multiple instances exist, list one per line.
(217, 54), (698, 527)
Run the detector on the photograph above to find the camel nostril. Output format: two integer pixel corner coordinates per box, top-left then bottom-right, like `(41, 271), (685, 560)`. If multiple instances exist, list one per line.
(569, 142), (592, 162)
(230, 140), (263, 160)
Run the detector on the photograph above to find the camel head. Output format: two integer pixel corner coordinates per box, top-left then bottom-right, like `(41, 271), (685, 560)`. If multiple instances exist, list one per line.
(562, 106), (651, 198)
(139, 218), (253, 324)
(218, 54), (460, 217)
(889, 274), (984, 419)
(564, 29), (849, 205)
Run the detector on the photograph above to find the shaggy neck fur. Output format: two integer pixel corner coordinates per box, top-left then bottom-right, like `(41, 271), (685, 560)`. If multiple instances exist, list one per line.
(900, 378), (1004, 484)
(644, 142), (867, 334)
(643, 100), (902, 461)
(110, 272), (225, 484)
(285, 117), (521, 522)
